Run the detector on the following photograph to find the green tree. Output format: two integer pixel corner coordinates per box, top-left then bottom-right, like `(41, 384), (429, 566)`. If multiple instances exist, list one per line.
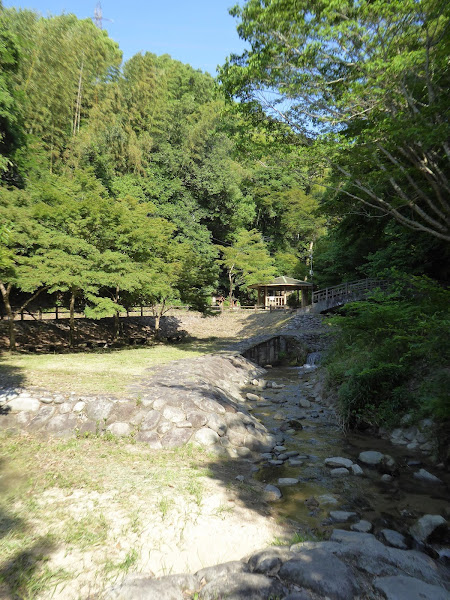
(219, 229), (276, 305)
(221, 0), (450, 241)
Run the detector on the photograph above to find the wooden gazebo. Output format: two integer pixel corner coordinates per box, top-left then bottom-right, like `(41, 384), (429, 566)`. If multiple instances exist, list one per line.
(249, 276), (313, 309)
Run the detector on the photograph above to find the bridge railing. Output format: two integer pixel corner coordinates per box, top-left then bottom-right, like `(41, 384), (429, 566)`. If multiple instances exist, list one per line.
(312, 278), (390, 305)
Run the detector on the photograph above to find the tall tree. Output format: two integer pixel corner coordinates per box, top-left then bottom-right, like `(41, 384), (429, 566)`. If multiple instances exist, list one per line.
(220, 0), (450, 241)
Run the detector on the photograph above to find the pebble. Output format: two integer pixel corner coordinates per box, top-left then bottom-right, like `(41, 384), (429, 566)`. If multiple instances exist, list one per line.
(324, 457), (353, 469)
(413, 469), (443, 484)
(380, 529), (408, 550)
(329, 510), (358, 523)
(330, 467), (350, 477)
(351, 520), (373, 533)
(278, 478), (299, 486)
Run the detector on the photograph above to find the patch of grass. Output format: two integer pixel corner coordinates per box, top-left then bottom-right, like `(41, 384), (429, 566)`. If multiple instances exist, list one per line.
(157, 497), (174, 520)
(64, 512), (109, 549)
(0, 344), (213, 395)
(104, 548), (140, 577)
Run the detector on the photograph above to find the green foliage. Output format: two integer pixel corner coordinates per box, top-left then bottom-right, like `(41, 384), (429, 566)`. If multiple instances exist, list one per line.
(325, 275), (450, 428)
(221, 0), (450, 242)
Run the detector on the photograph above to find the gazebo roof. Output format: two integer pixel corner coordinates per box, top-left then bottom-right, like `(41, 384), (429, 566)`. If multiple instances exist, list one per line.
(249, 276), (313, 289)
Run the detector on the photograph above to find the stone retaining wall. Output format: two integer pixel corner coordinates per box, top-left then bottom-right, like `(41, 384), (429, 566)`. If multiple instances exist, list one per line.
(0, 353), (279, 457)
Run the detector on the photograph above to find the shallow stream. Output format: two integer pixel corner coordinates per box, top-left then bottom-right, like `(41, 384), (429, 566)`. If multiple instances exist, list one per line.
(245, 364), (450, 555)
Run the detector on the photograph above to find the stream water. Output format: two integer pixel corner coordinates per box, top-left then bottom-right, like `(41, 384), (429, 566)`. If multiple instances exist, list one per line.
(245, 363), (450, 556)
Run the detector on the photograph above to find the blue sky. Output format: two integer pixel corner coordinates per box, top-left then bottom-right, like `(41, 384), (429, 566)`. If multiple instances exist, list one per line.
(3, 0), (247, 75)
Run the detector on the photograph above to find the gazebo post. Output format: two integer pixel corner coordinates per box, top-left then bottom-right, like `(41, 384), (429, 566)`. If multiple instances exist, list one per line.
(301, 289), (308, 308)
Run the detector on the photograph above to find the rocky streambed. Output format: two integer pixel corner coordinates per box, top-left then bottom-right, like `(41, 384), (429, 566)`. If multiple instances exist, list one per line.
(100, 361), (450, 600)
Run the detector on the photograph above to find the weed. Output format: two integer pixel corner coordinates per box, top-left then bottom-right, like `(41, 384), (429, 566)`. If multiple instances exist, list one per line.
(157, 497), (173, 520)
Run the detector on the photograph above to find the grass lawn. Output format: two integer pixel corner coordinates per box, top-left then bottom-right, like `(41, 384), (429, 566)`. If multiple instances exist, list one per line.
(0, 340), (224, 395)
(0, 310), (293, 395)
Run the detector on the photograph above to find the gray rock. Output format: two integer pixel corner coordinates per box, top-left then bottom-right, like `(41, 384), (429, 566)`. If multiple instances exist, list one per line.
(324, 457), (353, 469)
(160, 428), (192, 448)
(279, 549), (358, 600)
(331, 529), (443, 585)
(28, 406), (56, 430)
(330, 467), (350, 477)
(381, 474), (393, 482)
(207, 414), (227, 436)
(85, 398), (113, 422)
(248, 547), (295, 575)
(162, 405), (186, 424)
(299, 399), (311, 408)
(410, 514), (447, 543)
(194, 427), (220, 447)
(373, 575), (450, 600)
(278, 478), (299, 486)
(140, 410), (161, 431)
(196, 561), (248, 583)
(329, 511), (358, 523)
(40, 397), (53, 404)
(351, 520), (373, 533)
(186, 411), (208, 428)
(198, 572), (285, 600)
(107, 422), (131, 437)
(7, 397), (40, 413)
(413, 468), (443, 484)
(263, 484), (282, 501)
(358, 450), (384, 465)
(136, 430), (162, 449)
(73, 400), (85, 413)
(380, 529), (408, 550)
(282, 593), (314, 600)
(246, 393), (260, 401)
(58, 402), (73, 414)
(102, 573), (198, 600)
(351, 464), (364, 476)
(285, 451), (299, 458)
(45, 413), (78, 437)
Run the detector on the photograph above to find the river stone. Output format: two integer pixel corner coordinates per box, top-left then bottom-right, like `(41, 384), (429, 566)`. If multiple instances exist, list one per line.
(194, 428), (220, 446)
(186, 411), (208, 428)
(162, 405), (186, 424)
(330, 467), (350, 477)
(58, 402), (72, 414)
(373, 575), (450, 600)
(299, 399), (311, 408)
(413, 468), (443, 484)
(198, 571), (285, 600)
(329, 511), (358, 523)
(358, 450), (384, 465)
(28, 406), (56, 430)
(318, 494), (339, 505)
(107, 422), (131, 437)
(349, 464), (363, 476)
(269, 460), (284, 466)
(279, 549), (358, 600)
(45, 413), (78, 437)
(196, 561), (248, 583)
(102, 573), (198, 600)
(193, 397), (226, 415)
(380, 529), (408, 550)
(207, 414), (227, 436)
(324, 457), (353, 469)
(140, 410), (161, 431)
(278, 478), (299, 486)
(85, 398), (113, 422)
(160, 428), (192, 448)
(248, 548), (294, 575)
(107, 400), (138, 423)
(381, 474), (393, 482)
(351, 520), (373, 533)
(7, 397), (40, 412)
(135, 430), (162, 449)
(263, 484), (282, 501)
(73, 401), (85, 413)
(282, 593), (314, 600)
(40, 397), (53, 404)
(410, 514), (447, 543)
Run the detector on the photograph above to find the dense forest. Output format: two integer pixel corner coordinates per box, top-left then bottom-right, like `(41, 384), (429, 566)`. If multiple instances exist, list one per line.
(0, 0), (448, 432)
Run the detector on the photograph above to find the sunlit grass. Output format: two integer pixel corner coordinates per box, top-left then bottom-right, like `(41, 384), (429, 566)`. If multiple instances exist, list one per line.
(0, 341), (221, 394)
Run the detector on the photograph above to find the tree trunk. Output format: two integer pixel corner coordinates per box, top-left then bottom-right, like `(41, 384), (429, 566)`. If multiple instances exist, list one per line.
(69, 288), (76, 348)
(113, 285), (120, 341)
(228, 270), (234, 310)
(0, 283), (15, 351)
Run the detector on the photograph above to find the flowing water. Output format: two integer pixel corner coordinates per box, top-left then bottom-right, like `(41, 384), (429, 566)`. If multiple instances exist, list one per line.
(246, 363), (450, 554)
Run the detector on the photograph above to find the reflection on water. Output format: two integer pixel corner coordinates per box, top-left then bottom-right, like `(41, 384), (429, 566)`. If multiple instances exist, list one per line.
(247, 365), (450, 548)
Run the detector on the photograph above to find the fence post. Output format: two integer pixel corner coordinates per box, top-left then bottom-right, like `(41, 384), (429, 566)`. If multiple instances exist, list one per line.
(21, 311), (24, 321)
(38, 308), (42, 321)
(55, 306), (59, 320)
(140, 306), (143, 317)
(126, 309), (129, 318)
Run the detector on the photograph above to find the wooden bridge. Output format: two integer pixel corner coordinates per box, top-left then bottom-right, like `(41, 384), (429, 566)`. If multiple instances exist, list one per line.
(309, 278), (390, 313)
